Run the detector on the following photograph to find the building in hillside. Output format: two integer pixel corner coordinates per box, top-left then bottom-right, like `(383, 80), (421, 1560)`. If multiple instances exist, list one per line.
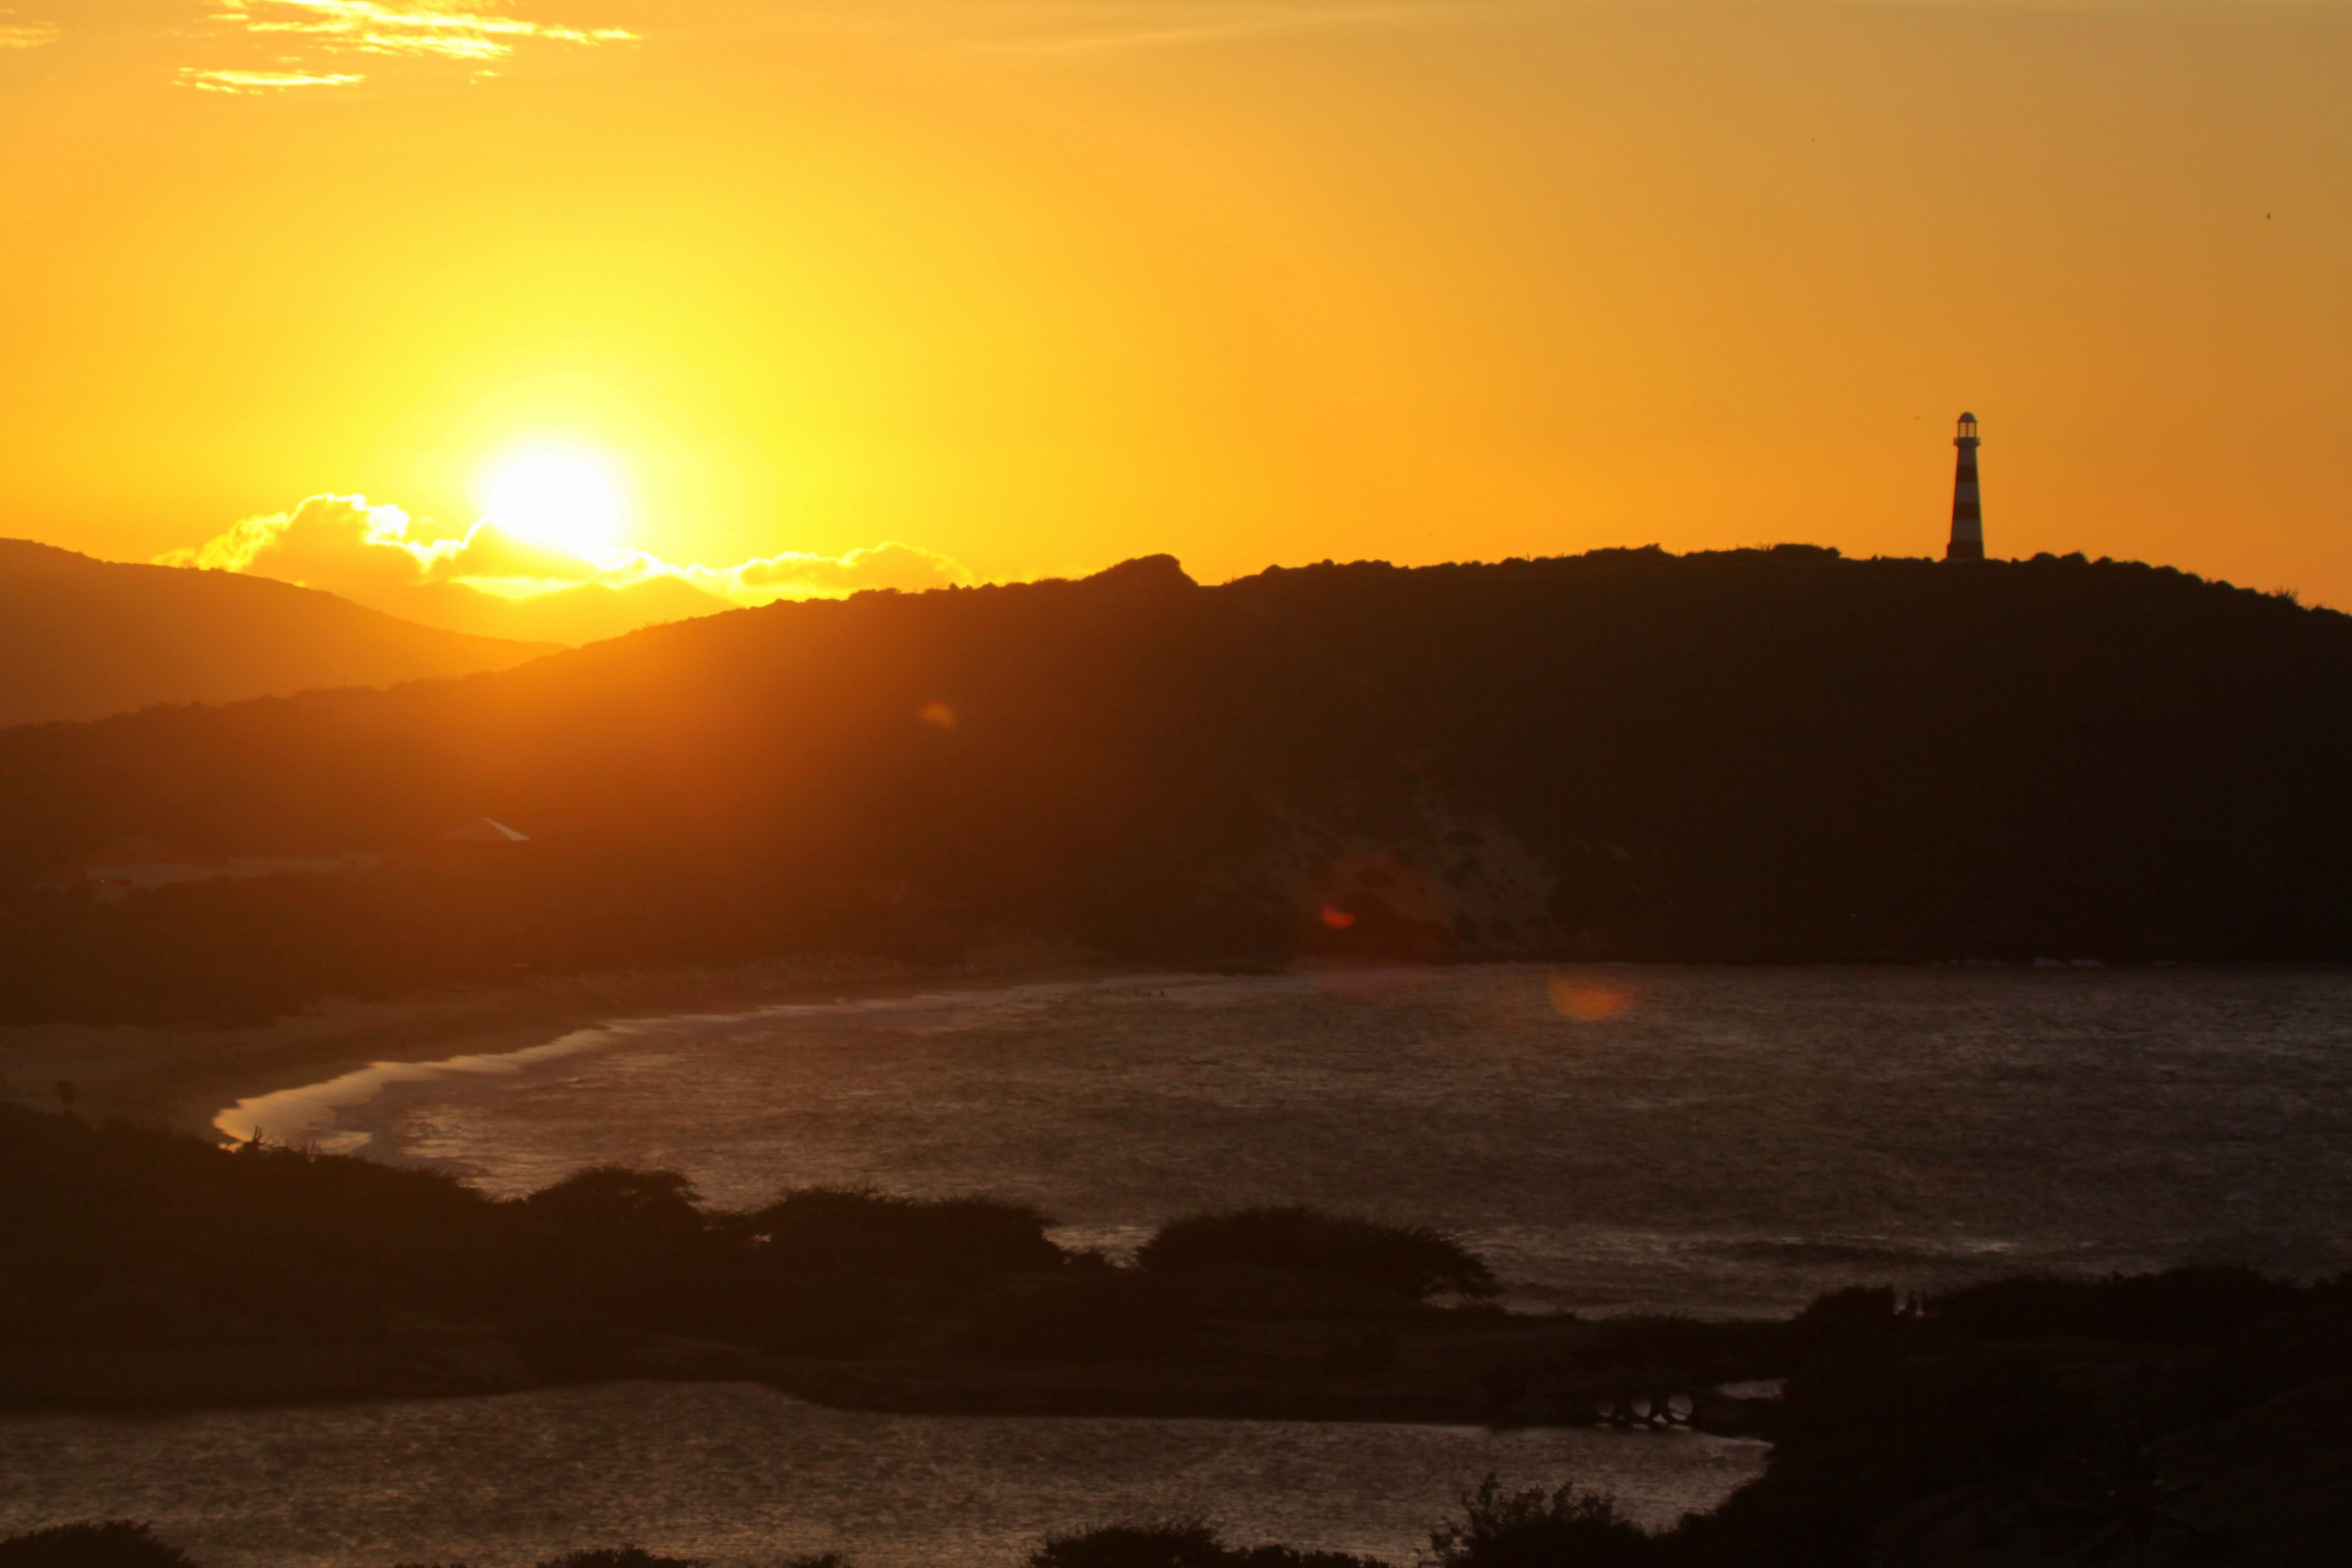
(1946, 411), (1985, 561)
(84, 849), (382, 902)
(439, 817), (530, 843)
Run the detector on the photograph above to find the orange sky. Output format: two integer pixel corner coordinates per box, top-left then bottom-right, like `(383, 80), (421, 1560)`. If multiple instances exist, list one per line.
(3, 0), (2348, 620)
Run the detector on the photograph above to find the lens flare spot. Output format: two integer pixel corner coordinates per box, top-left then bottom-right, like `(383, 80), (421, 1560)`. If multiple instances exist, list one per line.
(918, 701), (957, 729)
(1320, 905), (1358, 930)
(1549, 973), (1636, 1022)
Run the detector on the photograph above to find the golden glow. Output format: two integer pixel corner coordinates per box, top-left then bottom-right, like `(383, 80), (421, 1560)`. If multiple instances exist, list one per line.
(6, 2), (2352, 608)
(475, 444), (630, 562)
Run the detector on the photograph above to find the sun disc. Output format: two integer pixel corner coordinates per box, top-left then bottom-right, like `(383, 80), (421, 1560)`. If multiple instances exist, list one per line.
(477, 443), (629, 560)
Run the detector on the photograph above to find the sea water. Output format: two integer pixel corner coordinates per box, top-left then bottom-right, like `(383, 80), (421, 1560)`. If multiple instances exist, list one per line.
(13, 964), (2352, 1565)
(218, 963), (2352, 1314)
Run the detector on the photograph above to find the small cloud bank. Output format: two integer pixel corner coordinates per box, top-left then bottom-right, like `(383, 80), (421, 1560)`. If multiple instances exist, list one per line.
(718, 541), (973, 598)
(158, 494), (977, 644)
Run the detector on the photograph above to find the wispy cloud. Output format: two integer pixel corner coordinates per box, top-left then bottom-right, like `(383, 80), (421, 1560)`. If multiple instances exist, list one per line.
(213, 0), (635, 62)
(177, 0), (634, 91)
(0, 8), (57, 49)
(180, 66), (368, 90)
(960, 1), (1462, 58)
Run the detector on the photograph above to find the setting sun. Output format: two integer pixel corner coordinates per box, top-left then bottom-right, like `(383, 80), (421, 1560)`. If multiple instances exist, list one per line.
(476, 443), (630, 562)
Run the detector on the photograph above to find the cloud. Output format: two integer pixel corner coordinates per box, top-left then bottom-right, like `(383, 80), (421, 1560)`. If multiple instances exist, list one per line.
(213, 0), (636, 63)
(0, 9), (57, 49)
(175, 0), (635, 91)
(959, 1), (1460, 58)
(158, 494), (980, 637)
(160, 495), (444, 595)
(716, 541), (975, 598)
(179, 67), (368, 91)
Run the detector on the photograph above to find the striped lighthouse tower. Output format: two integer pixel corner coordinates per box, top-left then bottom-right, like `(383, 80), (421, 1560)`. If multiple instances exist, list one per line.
(1946, 411), (1984, 561)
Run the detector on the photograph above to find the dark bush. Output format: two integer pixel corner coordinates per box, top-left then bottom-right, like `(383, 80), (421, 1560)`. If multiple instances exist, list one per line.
(1028, 1523), (1229, 1568)
(0, 1522), (199, 1568)
(534, 1550), (704, 1568)
(1025, 1523), (1381, 1568)
(1569, 1316), (1786, 1379)
(962, 1270), (1198, 1360)
(1792, 1285), (1902, 1335)
(1137, 1208), (1495, 1301)
(735, 1187), (1065, 1285)
(1424, 1476), (1653, 1568)
(752, 1271), (902, 1359)
(1930, 1266), (2302, 1344)
(1321, 1328), (1399, 1373)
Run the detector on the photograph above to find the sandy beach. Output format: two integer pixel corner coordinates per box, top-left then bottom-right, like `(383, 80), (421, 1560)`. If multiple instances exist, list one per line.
(0, 941), (1129, 1143)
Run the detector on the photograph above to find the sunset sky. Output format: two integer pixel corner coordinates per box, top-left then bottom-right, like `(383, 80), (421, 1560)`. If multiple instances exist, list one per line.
(3, 0), (2347, 623)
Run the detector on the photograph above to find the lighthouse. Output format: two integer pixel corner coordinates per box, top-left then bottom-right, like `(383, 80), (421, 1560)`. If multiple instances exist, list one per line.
(1946, 411), (1984, 561)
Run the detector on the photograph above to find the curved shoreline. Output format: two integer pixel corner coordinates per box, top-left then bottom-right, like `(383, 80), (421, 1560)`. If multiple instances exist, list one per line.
(0, 947), (1146, 1142)
(212, 1027), (633, 1149)
(199, 965), (1270, 1155)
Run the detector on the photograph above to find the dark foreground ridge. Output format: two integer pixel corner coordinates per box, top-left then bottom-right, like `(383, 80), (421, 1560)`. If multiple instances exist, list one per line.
(5, 1104), (2352, 1565)
(4, 545), (2352, 1023)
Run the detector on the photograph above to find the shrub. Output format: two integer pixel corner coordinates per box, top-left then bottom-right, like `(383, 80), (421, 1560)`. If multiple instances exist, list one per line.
(1568, 1315), (1784, 1378)
(1424, 1477), (1653, 1568)
(1137, 1208), (1495, 1301)
(736, 1187), (1064, 1284)
(754, 1271), (902, 1358)
(962, 1270), (1197, 1360)
(1321, 1328), (1399, 1373)
(0, 1522), (199, 1568)
(534, 1550), (704, 1568)
(1026, 1523), (1381, 1568)
(1929, 1267), (2301, 1344)
(1792, 1285), (1901, 1335)
(1028, 1522), (1229, 1568)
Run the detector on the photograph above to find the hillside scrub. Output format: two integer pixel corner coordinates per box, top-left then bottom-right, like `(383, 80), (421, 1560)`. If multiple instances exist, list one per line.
(0, 1523), (197, 1568)
(5, 548), (2352, 1023)
(1136, 1208), (1497, 1302)
(0, 1104), (1074, 1361)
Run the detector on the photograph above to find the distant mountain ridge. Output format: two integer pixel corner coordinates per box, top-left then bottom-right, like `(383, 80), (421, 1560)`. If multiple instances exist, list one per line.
(0, 539), (558, 727)
(3, 544), (2351, 1023)
(325, 570), (733, 646)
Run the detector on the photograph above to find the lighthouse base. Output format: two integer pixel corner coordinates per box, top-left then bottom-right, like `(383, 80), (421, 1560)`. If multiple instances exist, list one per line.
(1945, 540), (1985, 562)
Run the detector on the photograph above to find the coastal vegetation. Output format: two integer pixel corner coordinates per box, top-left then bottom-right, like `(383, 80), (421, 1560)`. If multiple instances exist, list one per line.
(1136, 1208), (1497, 1302)
(5, 1103), (2351, 1562)
(4, 546), (2352, 1024)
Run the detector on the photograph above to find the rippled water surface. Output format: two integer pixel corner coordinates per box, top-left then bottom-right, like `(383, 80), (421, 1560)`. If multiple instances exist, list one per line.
(232, 963), (2352, 1315)
(0, 1386), (1762, 1568)
(33, 964), (2346, 1565)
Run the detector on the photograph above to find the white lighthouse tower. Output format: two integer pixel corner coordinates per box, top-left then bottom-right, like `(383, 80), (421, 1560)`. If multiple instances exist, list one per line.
(1946, 412), (1984, 561)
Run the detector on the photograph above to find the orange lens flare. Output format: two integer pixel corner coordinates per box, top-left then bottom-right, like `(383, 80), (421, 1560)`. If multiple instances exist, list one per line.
(1548, 974), (1636, 1022)
(917, 702), (956, 729)
(1319, 905), (1357, 930)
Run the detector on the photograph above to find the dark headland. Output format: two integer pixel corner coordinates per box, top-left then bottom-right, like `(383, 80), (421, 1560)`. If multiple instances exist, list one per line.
(2, 544), (2349, 1026)
(5, 1102), (2351, 1565)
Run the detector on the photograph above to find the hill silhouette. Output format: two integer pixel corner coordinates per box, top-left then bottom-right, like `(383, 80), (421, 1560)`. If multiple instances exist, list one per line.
(0, 540), (558, 727)
(2, 544), (2348, 1021)
(340, 570), (732, 646)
